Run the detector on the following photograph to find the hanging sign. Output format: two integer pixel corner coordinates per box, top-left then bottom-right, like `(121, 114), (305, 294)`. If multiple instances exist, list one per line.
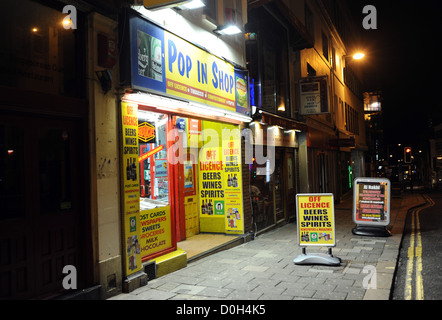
(296, 194), (336, 247)
(353, 177), (391, 226)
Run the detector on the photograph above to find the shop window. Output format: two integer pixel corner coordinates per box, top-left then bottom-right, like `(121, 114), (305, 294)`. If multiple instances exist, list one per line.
(137, 110), (170, 209)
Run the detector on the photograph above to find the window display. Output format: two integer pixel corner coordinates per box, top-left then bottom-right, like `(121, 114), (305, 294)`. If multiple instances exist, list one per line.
(138, 110), (169, 210)
(136, 109), (173, 260)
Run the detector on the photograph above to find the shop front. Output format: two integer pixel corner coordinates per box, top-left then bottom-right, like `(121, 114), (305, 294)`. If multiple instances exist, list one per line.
(248, 110), (307, 234)
(118, 10), (251, 281)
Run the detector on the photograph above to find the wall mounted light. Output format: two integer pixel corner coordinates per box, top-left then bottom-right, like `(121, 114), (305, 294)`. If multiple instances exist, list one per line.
(96, 69), (112, 94)
(214, 8), (242, 35)
(214, 24), (242, 35)
(179, 0), (205, 9)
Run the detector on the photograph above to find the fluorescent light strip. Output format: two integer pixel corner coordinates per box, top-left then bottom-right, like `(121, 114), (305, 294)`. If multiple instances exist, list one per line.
(122, 92), (252, 123)
(181, 0), (205, 9)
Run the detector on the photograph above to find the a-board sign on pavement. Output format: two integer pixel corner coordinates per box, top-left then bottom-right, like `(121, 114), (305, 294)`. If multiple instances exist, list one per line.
(296, 194), (335, 247)
(353, 177), (391, 227)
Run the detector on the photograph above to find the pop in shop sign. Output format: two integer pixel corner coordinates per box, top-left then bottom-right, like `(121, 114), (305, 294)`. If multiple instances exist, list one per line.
(296, 194), (335, 247)
(129, 14), (249, 115)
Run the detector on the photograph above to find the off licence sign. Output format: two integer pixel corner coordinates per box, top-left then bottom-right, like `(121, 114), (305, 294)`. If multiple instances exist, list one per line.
(296, 194), (335, 247)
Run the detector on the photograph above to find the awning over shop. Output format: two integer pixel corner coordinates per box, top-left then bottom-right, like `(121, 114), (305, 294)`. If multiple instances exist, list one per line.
(252, 109), (308, 132)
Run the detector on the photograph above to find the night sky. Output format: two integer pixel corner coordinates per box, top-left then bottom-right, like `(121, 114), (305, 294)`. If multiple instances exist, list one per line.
(344, 0), (442, 147)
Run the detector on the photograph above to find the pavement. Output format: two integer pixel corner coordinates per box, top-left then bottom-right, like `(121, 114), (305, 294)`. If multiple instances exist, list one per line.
(109, 192), (426, 301)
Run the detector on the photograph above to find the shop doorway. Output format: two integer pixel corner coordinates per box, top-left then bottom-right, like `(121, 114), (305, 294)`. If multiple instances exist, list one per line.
(274, 150), (284, 222)
(177, 149), (199, 240)
(172, 117), (201, 242)
(250, 146), (275, 232)
(317, 152), (329, 193)
(284, 150), (297, 219)
(0, 114), (86, 299)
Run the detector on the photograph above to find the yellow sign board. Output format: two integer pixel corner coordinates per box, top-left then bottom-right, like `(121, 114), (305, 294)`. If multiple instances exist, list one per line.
(198, 121), (244, 234)
(120, 102), (142, 276)
(296, 194), (335, 247)
(165, 31), (236, 111)
(140, 206), (173, 258)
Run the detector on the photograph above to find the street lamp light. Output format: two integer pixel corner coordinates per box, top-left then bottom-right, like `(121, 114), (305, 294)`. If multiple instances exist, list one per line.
(343, 52), (366, 61)
(352, 53), (365, 60)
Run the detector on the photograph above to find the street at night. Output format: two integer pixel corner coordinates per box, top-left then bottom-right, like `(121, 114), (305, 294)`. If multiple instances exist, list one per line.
(1, 0), (442, 308)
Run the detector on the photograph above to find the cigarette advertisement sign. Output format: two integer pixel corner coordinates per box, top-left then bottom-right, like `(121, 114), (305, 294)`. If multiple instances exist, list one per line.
(120, 101), (142, 276)
(353, 178), (391, 226)
(128, 14), (250, 116)
(296, 194), (335, 247)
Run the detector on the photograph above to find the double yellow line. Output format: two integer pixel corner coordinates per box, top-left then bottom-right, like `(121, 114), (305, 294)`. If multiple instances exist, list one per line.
(405, 195), (434, 300)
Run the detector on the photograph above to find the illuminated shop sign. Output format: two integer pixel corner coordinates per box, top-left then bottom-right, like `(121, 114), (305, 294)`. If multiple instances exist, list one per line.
(128, 14), (250, 116)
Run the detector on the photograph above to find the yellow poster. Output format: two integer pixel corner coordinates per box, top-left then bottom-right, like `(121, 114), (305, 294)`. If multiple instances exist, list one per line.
(198, 121), (224, 232)
(139, 206), (172, 258)
(222, 124), (244, 234)
(120, 102), (142, 276)
(296, 194), (335, 247)
(198, 121), (244, 234)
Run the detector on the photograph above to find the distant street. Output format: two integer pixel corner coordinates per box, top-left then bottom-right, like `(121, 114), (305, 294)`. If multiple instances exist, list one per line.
(392, 190), (442, 300)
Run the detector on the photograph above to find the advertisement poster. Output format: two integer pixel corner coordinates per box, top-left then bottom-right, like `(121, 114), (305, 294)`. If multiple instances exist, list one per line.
(120, 102), (142, 276)
(199, 123), (224, 218)
(222, 125), (244, 234)
(198, 122), (244, 234)
(139, 206), (172, 258)
(296, 194), (335, 247)
(353, 178), (391, 226)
